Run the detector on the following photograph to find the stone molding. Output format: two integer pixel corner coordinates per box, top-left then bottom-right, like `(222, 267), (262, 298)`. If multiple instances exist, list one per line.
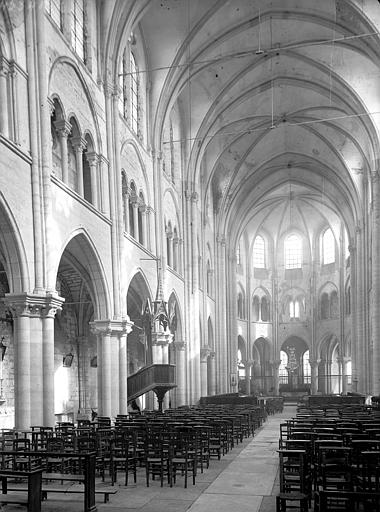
(4, 292), (64, 318)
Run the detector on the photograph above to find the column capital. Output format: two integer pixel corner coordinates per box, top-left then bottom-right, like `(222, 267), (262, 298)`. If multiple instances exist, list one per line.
(200, 346), (211, 361)
(190, 192), (198, 203)
(371, 170), (380, 184)
(173, 340), (187, 351)
(86, 152), (99, 166)
(4, 292), (64, 318)
(103, 80), (116, 98)
(90, 317), (133, 337)
(0, 56), (9, 76)
(48, 97), (55, 116)
(217, 235), (226, 246)
(54, 119), (72, 137)
(71, 136), (87, 152)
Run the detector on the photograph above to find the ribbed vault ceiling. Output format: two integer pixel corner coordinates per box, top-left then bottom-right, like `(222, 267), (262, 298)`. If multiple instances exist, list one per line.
(107, 0), (380, 243)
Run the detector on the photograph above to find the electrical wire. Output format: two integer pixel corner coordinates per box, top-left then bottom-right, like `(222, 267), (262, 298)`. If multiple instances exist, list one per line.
(118, 30), (380, 77)
(163, 110), (380, 145)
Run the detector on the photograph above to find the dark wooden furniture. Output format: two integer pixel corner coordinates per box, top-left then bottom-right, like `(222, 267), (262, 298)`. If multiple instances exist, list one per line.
(0, 467), (43, 512)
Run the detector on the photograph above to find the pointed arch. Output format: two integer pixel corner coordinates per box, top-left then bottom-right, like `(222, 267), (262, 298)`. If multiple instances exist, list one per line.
(0, 193), (30, 293)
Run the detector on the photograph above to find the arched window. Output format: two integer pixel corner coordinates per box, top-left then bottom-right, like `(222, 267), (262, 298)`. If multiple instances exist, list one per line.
(253, 235), (265, 268)
(289, 299), (300, 319)
(331, 290), (339, 317)
(321, 292), (330, 319)
(71, 0), (86, 61)
(46, 0), (62, 29)
(285, 234), (302, 269)
(130, 51), (139, 134)
(138, 192), (145, 245)
(252, 295), (260, 321)
(322, 228), (335, 265)
(261, 296), (269, 321)
(173, 228), (179, 272)
(121, 172), (128, 231)
(279, 351), (288, 384)
(129, 183), (137, 238)
(166, 222), (172, 267)
(119, 51), (127, 116)
(303, 350), (311, 383)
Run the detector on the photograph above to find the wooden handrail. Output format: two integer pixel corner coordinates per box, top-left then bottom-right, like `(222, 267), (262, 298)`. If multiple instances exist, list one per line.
(127, 364), (176, 401)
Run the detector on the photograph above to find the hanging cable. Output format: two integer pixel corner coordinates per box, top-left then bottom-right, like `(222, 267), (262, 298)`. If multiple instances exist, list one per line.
(256, 7), (264, 55)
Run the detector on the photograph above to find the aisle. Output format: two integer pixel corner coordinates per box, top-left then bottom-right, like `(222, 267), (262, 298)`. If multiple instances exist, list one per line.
(32, 405), (297, 512)
(187, 405), (297, 512)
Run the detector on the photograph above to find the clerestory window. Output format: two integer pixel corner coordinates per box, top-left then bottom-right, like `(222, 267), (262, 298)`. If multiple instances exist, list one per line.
(285, 234), (302, 269)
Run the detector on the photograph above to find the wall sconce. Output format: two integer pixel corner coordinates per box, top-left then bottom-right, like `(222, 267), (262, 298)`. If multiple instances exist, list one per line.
(63, 352), (74, 368)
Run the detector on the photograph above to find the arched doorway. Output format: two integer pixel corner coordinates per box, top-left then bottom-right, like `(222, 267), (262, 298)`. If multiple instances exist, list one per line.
(55, 233), (108, 422)
(252, 337), (271, 394)
(126, 272), (152, 372)
(280, 337), (310, 394)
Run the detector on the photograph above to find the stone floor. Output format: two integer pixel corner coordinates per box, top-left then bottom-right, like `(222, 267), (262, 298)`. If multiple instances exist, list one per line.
(1, 405), (297, 512)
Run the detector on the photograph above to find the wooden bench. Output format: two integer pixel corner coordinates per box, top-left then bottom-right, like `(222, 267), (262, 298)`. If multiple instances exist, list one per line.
(314, 489), (380, 511)
(0, 467), (43, 512)
(0, 449), (97, 512)
(7, 484), (117, 503)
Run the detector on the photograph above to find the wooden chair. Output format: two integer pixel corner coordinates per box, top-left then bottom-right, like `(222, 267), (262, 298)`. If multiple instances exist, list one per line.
(171, 427), (197, 488)
(144, 430), (171, 487)
(278, 449), (311, 499)
(110, 430), (137, 486)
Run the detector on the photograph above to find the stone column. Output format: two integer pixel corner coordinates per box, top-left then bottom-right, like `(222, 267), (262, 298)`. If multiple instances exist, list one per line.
(341, 356), (350, 395)
(54, 120), (71, 185)
(119, 333), (128, 414)
(200, 348), (210, 397)
(86, 152), (99, 209)
(139, 205), (147, 246)
(173, 236), (179, 272)
(174, 341), (187, 407)
(166, 230), (173, 267)
(29, 306), (43, 426)
(216, 235), (228, 393)
(91, 319), (132, 417)
(145, 206), (153, 251)
(72, 137), (87, 196)
(272, 360), (281, 395)
(244, 360), (253, 395)
(6, 293), (64, 429)
(0, 58), (9, 137)
(208, 352), (216, 396)
(310, 359), (319, 395)
(132, 201), (139, 239)
(99, 156), (110, 216)
(326, 359), (332, 394)
(371, 172), (380, 394)
(122, 188), (130, 233)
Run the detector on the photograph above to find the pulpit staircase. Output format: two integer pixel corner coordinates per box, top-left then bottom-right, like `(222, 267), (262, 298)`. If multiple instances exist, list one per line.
(127, 363), (176, 411)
